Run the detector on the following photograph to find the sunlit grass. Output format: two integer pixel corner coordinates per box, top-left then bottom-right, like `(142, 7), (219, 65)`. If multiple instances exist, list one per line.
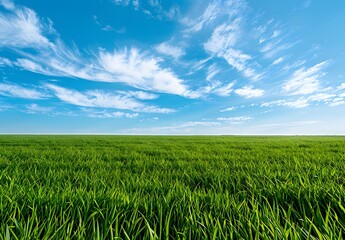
(0, 136), (344, 239)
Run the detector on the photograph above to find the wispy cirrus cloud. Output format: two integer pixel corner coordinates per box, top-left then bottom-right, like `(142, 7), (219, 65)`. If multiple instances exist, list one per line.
(80, 108), (139, 119)
(262, 98), (309, 109)
(272, 57), (285, 65)
(0, 101), (12, 111)
(282, 61), (329, 95)
(113, 0), (138, 9)
(187, 63), (236, 97)
(25, 103), (54, 114)
(92, 15), (126, 33)
(212, 82), (235, 97)
(0, 82), (47, 99)
(187, 81), (235, 98)
(99, 48), (191, 96)
(117, 90), (159, 100)
(235, 85), (265, 98)
(203, 18), (263, 81)
(206, 64), (220, 81)
(181, 0), (245, 33)
(216, 116), (252, 124)
(204, 20), (240, 54)
(220, 106), (236, 112)
(0, 2), (196, 98)
(329, 98), (345, 107)
(261, 93), (337, 109)
(0, 0), (15, 10)
(113, 0), (178, 20)
(0, 57), (13, 67)
(337, 83), (345, 90)
(254, 17), (297, 60)
(0, 2), (52, 48)
(155, 42), (184, 59)
(46, 84), (174, 113)
(222, 49), (263, 81)
(181, 1), (220, 33)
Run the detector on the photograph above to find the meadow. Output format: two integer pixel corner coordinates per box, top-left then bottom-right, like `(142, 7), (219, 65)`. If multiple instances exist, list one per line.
(0, 135), (344, 239)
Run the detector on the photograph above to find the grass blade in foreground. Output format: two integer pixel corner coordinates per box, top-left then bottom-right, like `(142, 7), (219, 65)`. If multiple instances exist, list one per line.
(0, 136), (344, 239)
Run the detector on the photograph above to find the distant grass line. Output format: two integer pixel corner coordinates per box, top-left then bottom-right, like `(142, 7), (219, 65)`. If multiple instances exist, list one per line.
(0, 136), (344, 239)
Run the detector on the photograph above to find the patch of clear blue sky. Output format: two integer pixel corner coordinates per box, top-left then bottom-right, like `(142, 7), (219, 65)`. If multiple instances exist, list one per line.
(0, 0), (345, 134)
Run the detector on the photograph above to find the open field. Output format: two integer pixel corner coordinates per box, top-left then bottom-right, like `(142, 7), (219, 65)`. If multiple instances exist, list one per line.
(0, 136), (345, 239)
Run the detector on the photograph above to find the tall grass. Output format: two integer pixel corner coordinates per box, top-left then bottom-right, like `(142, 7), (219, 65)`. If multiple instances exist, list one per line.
(0, 136), (344, 239)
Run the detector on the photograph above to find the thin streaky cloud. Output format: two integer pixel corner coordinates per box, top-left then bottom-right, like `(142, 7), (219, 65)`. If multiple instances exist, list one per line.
(0, 82), (47, 99)
(282, 61), (329, 95)
(46, 84), (175, 113)
(235, 86), (265, 98)
(155, 42), (184, 59)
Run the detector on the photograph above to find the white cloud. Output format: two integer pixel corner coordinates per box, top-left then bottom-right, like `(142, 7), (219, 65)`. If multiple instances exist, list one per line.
(99, 48), (191, 96)
(182, 0), (245, 33)
(282, 98), (309, 109)
(113, 0), (130, 6)
(114, 0), (177, 20)
(182, 1), (221, 32)
(132, 0), (139, 9)
(81, 108), (139, 119)
(261, 93), (336, 109)
(14, 58), (55, 76)
(206, 64), (220, 81)
(307, 93), (335, 102)
(46, 84), (174, 113)
(204, 20), (262, 81)
(213, 82), (235, 97)
(0, 82), (47, 99)
(188, 80), (235, 98)
(337, 83), (345, 90)
(269, 43), (296, 59)
(0, 57), (13, 67)
(196, 64), (236, 96)
(220, 107), (236, 112)
(282, 59), (306, 72)
(217, 116), (252, 124)
(222, 49), (262, 81)
(10, 47), (193, 98)
(0, 0), (14, 10)
(235, 86), (265, 98)
(93, 15), (124, 33)
(172, 121), (220, 128)
(282, 61), (329, 95)
(262, 41), (296, 59)
(0, 4), (195, 98)
(272, 30), (280, 38)
(272, 57), (284, 65)
(155, 42), (184, 58)
(0, 102), (12, 111)
(188, 57), (212, 74)
(25, 103), (54, 114)
(148, 0), (159, 7)
(118, 90), (159, 100)
(204, 20), (240, 53)
(262, 99), (307, 109)
(329, 98), (345, 107)
(0, 5), (51, 48)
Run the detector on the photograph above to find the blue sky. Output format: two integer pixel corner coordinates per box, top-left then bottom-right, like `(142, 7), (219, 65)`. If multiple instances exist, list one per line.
(0, 0), (345, 134)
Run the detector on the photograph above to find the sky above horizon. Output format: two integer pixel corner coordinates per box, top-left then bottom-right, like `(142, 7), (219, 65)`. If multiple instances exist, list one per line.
(0, 0), (345, 134)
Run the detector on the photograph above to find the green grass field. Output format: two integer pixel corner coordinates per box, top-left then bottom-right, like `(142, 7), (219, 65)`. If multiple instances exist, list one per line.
(0, 136), (344, 239)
